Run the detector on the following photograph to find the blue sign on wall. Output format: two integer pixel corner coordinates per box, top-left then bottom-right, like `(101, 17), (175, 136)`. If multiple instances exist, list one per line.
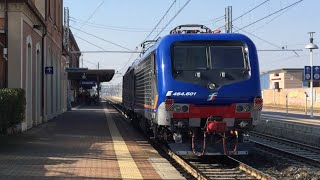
(45, 66), (53, 75)
(304, 66), (320, 81)
(313, 66), (320, 81)
(80, 81), (96, 85)
(304, 66), (311, 81)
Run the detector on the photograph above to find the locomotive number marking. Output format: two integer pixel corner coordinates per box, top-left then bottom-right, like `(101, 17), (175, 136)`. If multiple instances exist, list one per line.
(172, 92), (197, 96)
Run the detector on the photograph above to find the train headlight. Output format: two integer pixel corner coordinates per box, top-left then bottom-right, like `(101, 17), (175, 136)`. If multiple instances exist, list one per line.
(244, 105), (251, 112)
(173, 105), (181, 112)
(181, 105), (189, 112)
(208, 82), (216, 90)
(236, 105), (244, 112)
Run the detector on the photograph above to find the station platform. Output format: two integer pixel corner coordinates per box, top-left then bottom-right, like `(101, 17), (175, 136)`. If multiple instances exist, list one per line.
(255, 107), (320, 147)
(0, 103), (185, 179)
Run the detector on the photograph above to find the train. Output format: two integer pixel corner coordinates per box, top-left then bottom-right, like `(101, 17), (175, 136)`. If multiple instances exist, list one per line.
(122, 24), (262, 156)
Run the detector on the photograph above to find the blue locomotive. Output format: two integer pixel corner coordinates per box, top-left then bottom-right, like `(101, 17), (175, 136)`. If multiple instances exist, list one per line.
(122, 25), (262, 156)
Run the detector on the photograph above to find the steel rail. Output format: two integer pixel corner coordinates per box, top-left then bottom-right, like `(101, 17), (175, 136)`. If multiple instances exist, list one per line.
(104, 97), (276, 180)
(228, 156), (276, 180)
(250, 132), (320, 167)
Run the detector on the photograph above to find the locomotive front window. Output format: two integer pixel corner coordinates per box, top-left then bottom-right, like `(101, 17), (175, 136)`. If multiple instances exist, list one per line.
(173, 46), (208, 71)
(210, 46), (245, 69)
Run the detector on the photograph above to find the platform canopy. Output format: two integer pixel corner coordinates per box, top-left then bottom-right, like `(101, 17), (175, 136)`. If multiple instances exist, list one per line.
(66, 68), (115, 82)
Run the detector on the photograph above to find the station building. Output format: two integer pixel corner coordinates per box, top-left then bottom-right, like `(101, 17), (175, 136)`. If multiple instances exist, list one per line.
(0, 0), (77, 131)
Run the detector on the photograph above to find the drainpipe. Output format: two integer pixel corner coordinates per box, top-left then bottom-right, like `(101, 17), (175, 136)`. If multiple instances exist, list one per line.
(41, 0), (48, 119)
(41, 28), (47, 119)
(4, 0), (8, 88)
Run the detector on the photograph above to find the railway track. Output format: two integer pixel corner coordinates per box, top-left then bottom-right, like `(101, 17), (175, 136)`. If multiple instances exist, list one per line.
(105, 97), (275, 180)
(250, 131), (320, 167)
(187, 156), (275, 180)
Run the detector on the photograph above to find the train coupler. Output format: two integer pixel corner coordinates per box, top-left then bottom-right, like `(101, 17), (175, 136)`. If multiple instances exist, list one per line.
(206, 120), (227, 134)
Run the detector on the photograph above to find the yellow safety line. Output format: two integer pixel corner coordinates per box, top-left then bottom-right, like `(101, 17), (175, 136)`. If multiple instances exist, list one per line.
(104, 107), (143, 179)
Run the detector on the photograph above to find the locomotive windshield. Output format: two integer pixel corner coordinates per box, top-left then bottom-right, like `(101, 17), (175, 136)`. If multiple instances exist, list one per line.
(173, 46), (208, 71)
(171, 41), (250, 85)
(210, 46), (245, 69)
(172, 44), (247, 71)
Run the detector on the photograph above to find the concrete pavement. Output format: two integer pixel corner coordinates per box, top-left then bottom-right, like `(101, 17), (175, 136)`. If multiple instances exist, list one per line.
(0, 103), (185, 179)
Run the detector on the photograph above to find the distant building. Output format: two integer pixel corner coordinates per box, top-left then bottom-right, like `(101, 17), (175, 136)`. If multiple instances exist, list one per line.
(260, 68), (307, 89)
(66, 29), (81, 105)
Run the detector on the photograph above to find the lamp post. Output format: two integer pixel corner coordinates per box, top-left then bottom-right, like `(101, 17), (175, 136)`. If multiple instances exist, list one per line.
(305, 32), (318, 118)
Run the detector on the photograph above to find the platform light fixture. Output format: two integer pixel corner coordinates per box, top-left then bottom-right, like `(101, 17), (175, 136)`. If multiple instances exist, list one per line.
(305, 32), (318, 118)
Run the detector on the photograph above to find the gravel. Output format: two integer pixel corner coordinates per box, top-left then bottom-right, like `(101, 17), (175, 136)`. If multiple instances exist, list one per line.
(236, 148), (320, 180)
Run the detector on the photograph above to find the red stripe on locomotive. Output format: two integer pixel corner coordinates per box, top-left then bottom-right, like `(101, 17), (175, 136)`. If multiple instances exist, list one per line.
(172, 104), (251, 119)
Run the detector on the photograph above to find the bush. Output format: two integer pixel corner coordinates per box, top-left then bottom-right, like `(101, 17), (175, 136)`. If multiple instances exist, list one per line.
(0, 88), (26, 134)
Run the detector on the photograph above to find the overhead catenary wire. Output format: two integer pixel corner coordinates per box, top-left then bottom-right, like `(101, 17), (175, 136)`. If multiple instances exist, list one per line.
(233, 25), (282, 49)
(70, 50), (141, 54)
(215, 0), (271, 30)
(233, 25), (301, 56)
(70, 18), (162, 32)
(143, 0), (177, 42)
(70, 17), (181, 33)
(233, 0), (271, 22)
(271, 52), (320, 63)
(203, 15), (226, 28)
(250, 8), (291, 33)
(71, 26), (132, 51)
(234, 0), (304, 32)
(74, 35), (107, 51)
(78, 1), (104, 30)
(71, 2), (182, 74)
(117, 50), (138, 74)
(201, 15), (225, 24)
(283, 41), (320, 47)
(258, 49), (303, 52)
(82, 59), (99, 67)
(211, 15), (226, 22)
(118, 0), (192, 75)
(266, 52), (320, 68)
(153, 0), (192, 40)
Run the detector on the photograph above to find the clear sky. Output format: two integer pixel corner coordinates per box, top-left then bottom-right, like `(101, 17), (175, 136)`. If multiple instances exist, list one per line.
(64, 0), (320, 84)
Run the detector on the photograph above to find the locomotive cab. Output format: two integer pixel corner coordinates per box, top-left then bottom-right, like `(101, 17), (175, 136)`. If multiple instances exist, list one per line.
(122, 24), (262, 156)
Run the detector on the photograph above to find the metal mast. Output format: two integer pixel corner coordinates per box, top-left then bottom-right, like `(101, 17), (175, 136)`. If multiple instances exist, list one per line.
(225, 6), (232, 33)
(63, 7), (70, 52)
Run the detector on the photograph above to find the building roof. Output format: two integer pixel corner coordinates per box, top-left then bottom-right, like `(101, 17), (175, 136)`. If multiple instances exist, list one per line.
(66, 68), (115, 82)
(265, 68), (304, 74)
